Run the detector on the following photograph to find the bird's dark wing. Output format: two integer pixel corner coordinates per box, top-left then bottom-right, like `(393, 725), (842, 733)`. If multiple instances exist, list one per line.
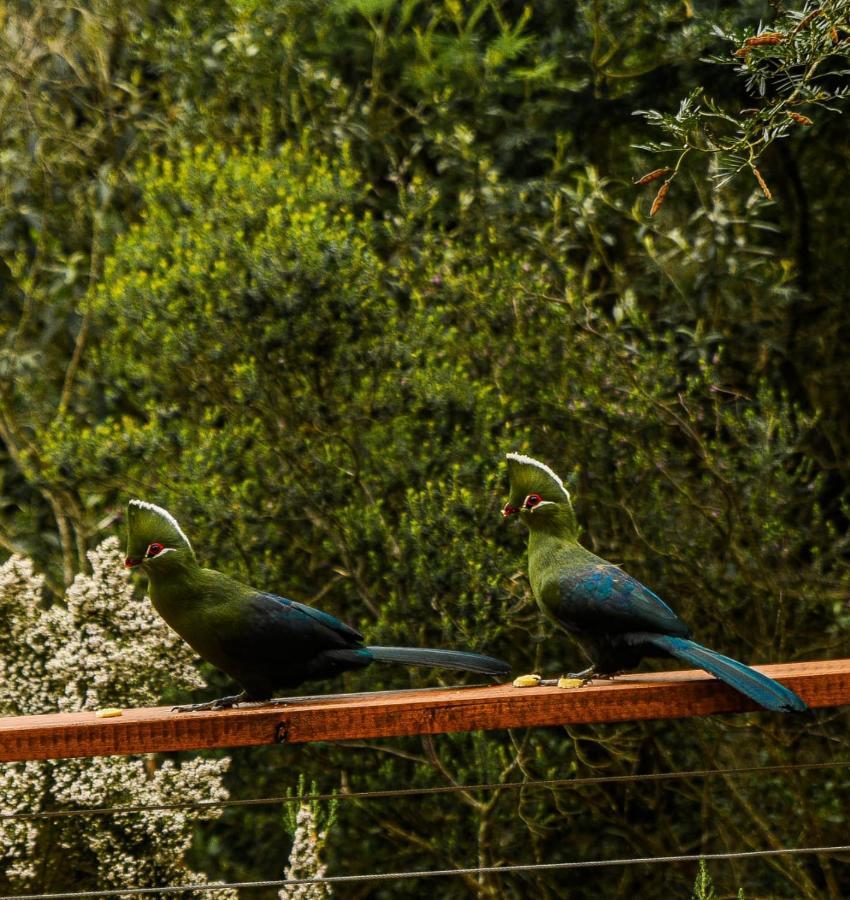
(254, 592), (364, 644)
(199, 592), (367, 698)
(555, 564), (690, 637)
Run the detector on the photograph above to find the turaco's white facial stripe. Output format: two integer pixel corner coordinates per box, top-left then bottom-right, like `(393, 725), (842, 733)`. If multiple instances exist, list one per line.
(527, 500), (556, 511)
(129, 499), (192, 549)
(505, 452), (571, 502)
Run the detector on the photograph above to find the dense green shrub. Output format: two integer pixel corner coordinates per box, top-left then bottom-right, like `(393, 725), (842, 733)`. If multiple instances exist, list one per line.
(5, 0), (850, 572)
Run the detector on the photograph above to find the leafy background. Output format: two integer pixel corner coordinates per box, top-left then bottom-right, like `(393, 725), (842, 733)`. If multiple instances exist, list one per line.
(2, 0), (850, 896)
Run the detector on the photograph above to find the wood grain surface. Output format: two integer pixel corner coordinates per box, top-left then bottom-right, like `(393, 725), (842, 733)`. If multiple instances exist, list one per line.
(0, 659), (846, 762)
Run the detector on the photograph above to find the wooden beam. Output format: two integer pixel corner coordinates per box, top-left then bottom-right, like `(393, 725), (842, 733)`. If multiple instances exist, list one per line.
(0, 659), (847, 763)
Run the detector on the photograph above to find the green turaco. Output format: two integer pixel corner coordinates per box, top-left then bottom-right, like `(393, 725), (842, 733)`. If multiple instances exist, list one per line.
(502, 453), (807, 712)
(125, 499), (510, 710)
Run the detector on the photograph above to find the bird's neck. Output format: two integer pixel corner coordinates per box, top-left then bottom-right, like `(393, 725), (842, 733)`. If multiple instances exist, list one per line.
(526, 527), (582, 596)
(145, 560), (205, 628)
(527, 527), (580, 559)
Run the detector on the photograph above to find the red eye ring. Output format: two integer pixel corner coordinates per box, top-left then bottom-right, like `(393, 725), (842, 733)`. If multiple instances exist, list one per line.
(524, 493), (543, 508)
(146, 542), (164, 558)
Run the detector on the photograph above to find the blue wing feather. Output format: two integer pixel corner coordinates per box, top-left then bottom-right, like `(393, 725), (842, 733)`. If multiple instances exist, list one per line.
(255, 592), (364, 643)
(557, 564), (690, 637)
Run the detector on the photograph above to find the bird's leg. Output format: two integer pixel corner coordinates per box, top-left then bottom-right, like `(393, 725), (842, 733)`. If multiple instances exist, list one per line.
(172, 692), (247, 712)
(566, 665), (597, 682)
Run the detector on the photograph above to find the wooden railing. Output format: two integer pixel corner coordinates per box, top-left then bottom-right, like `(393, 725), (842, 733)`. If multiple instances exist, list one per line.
(1, 659), (847, 763)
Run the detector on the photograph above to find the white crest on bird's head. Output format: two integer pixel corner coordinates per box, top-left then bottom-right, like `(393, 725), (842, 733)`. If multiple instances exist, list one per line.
(503, 452), (578, 535)
(128, 499), (192, 549)
(505, 452), (571, 503)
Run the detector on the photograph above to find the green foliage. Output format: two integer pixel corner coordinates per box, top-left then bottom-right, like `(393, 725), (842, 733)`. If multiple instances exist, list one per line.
(692, 860), (717, 900)
(0, 0), (170, 576)
(637, 0), (850, 198)
(5, 0), (848, 578)
(3, 0), (850, 897)
(692, 860), (746, 900)
(284, 776), (338, 837)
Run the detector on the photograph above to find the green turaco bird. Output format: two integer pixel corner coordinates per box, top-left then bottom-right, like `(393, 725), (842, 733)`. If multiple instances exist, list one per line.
(125, 499), (510, 710)
(502, 453), (807, 712)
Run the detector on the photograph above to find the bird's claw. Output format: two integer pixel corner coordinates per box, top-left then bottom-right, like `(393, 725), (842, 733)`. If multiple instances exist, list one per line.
(172, 693), (246, 713)
(172, 701), (228, 713)
(565, 666), (597, 685)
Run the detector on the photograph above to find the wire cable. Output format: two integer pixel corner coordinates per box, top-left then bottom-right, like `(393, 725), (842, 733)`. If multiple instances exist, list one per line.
(5, 843), (850, 898)
(2, 758), (847, 823)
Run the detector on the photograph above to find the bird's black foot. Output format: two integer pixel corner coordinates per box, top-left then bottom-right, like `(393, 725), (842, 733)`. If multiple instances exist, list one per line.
(172, 692), (247, 712)
(593, 670), (622, 682)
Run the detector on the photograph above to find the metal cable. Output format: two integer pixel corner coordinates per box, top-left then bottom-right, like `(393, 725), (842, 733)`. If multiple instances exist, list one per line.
(5, 844), (850, 898)
(2, 758), (847, 823)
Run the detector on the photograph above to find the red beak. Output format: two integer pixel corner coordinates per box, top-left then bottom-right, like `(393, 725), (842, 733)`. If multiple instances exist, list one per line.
(124, 557), (142, 568)
(502, 504), (518, 518)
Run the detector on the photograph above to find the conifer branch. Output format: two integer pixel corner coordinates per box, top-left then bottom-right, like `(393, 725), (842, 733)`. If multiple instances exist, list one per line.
(635, 0), (850, 206)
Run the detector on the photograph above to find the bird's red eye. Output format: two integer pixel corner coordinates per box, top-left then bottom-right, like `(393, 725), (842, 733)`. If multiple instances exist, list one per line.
(146, 542), (164, 558)
(524, 494), (542, 508)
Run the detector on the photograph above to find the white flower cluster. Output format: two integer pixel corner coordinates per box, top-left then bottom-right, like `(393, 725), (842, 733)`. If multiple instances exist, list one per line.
(0, 553), (53, 715)
(0, 538), (235, 896)
(0, 762), (43, 883)
(280, 802), (332, 900)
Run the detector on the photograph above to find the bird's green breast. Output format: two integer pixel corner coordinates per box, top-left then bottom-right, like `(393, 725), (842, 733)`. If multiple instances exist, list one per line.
(147, 567), (249, 672)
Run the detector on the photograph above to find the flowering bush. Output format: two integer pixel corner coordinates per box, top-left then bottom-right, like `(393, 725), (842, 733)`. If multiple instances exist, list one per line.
(281, 801), (333, 900)
(0, 538), (235, 896)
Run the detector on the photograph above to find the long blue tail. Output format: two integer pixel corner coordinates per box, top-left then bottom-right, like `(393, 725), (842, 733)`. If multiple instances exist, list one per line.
(641, 634), (807, 712)
(367, 646), (510, 676)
